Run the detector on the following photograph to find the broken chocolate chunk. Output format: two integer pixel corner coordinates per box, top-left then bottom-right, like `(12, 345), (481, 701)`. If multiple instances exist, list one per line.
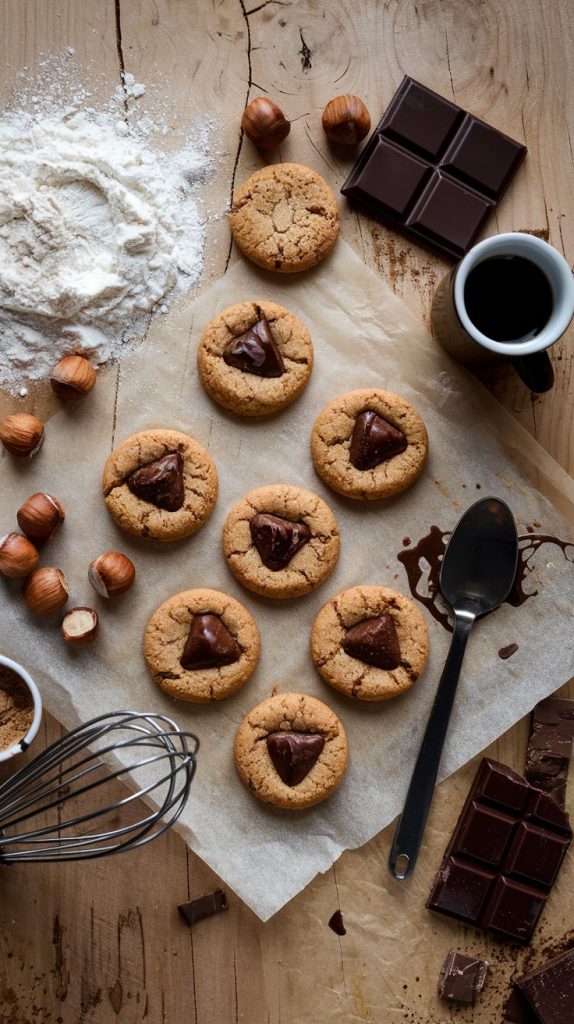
(499, 642), (519, 660)
(180, 613), (241, 670)
(438, 949), (489, 1004)
(127, 452), (185, 512)
(223, 316), (285, 378)
(349, 410), (407, 470)
(342, 613), (401, 670)
(267, 731), (325, 786)
(328, 910), (346, 935)
(525, 697), (574, 808)
(514, 947), (574, 1024)
(250, 513), (311, 571)
(178, 889), (228, 927)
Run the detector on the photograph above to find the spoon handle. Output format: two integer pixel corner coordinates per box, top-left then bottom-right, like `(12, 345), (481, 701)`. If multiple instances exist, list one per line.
(388, 611), (474, 880)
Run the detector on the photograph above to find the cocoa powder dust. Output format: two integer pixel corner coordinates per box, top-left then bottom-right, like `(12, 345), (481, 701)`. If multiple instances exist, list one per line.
(0, 665), (34, 751)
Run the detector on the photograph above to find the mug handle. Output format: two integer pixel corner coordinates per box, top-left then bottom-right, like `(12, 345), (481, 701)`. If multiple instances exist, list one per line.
(511, 351), (554, 393)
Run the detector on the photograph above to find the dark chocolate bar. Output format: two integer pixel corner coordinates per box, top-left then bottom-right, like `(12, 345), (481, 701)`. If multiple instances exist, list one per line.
(178, 888), (228, 927)
(437, 949), (489, 1004)
(525, 697), (574, 807)
(426, 758), (572, 943)
(341, 77), (526, 260)
(514, 947), (574, 1024)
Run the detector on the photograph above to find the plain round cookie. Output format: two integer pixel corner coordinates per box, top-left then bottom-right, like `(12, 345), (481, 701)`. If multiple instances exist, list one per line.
(144, 588), (260, 702)
(311, 585), (429, 701)
(197, 299), (313, 416)
(311, 389), (428, 500)
(222, 483), (340, 599)
(234, 692), (348, 809)
(103, 428), (218, 541)
(230, 163), (340, 273)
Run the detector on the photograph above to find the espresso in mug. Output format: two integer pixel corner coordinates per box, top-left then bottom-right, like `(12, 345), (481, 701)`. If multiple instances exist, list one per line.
(464, 255), (553, 343)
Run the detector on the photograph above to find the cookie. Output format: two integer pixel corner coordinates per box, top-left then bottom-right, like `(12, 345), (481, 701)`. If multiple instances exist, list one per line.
(197, 300), (313, 417)
(230, 163), (340, 273)
(311, 585), (429, 701)
(311, 388), (428, 500)
(234, 692), (348, 809)
(144, 588), (260, 702)
(103, 429), (218, 541)
(222, 483), (340, 599)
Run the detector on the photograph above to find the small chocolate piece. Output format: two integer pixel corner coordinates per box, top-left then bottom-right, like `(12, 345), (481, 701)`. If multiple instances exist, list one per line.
(250, 513), (311, 571)
(426, 758), (572, 943)
(515, 947), (574, 1024)
(499, 642), (519, 660)
(178, 889), (228, 927)
(223, 316), (285, 378)
(341, 76), (526, 260)
(328, 910), (346, 936)
(525, 697), (574, 808)
(342, 613), (401, 670)
(437, 949), (489, 1004)
(180, 613), (241, 670)
(349, 410), (407, 470)
(127, 452), (185, 512)
(503, 988), (538, 1024)
(266, 731), (325, 786)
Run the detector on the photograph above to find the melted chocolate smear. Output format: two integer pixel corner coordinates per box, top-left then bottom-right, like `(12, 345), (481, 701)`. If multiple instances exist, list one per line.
(398, 527), (574, 633)
(342, 614), (401, 670)
(266, 731), (324, 786)
(127, 452), (185, 512)
(180, 613), (241, 670)
(328, 910), (346, 936)
(223, 316), (285, 378)
(250, 513), (311, 571)
(349, 410), (407, 470)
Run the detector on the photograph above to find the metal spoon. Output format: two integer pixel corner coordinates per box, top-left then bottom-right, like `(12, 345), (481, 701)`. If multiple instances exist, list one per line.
(388, 496), (518, 880)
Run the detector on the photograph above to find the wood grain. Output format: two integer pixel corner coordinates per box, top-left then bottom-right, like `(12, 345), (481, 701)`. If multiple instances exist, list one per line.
(0, 1), (573, 1021)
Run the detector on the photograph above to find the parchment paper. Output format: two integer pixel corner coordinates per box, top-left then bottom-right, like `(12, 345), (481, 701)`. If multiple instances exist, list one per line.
(1, 241), (573, 921)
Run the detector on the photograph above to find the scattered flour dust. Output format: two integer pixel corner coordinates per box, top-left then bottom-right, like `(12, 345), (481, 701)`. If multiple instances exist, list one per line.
(0, 55), (214, 392)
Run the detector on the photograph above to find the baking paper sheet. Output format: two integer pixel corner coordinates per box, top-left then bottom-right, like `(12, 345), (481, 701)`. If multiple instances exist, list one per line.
(1, 241), (573, 920)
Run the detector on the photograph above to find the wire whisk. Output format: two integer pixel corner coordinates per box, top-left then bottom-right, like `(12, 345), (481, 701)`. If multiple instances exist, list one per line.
(0, 711), (199, 863)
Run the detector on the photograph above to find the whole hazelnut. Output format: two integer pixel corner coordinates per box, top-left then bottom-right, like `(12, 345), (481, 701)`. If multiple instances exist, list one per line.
(321, 94), (371, 145)
(50, 355), (96, 400)
(241, 97), (290, 150)
(61, 607), (99, 645)
(88, 551), (135, 598)
(17, 492), (65, 541)
(0, 533), (40, 579)
(23, 567), (69, 615)
(0, 413), (44, 458)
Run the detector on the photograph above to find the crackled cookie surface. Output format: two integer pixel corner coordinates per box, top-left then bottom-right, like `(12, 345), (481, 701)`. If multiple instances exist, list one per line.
(311, 585), (429, 701)
(144, 588), (260, 702)
(234, 692), (348, 808)
(230, 163), (340, 273)
(103, 429), (218, 541)
(311, 389), (428, 500)
(197, 300), (313, 416)
(222, 483), (340, 599)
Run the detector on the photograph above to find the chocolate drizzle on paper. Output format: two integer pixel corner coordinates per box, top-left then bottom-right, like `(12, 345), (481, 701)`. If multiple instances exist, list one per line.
(398, 528), (574, 632)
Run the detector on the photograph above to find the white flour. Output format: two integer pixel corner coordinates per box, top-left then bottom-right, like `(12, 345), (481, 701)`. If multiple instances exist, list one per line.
(0, 61), (213, 392)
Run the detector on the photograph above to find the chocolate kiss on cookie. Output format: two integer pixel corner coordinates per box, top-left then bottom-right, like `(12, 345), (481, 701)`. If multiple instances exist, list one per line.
(127, 452), (185, 512)
(180, 613), (241, 670)
(223, 316), (285, 378)
(267, 732), (325, 786)
(342, 613), (401, 670)
(349, 410), (407, 470)
(250, 513), (311, 571)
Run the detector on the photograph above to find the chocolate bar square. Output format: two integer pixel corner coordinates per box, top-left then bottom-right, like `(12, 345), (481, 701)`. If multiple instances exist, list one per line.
(515, 948), (574, 1024)
(438, 949), (489, 1004)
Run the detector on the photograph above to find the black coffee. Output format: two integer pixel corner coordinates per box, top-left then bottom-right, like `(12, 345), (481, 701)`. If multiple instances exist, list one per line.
(464, 255), (553, 343)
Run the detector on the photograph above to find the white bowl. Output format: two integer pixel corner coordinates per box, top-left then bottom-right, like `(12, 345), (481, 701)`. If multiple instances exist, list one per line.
(0, 655), (43, 763)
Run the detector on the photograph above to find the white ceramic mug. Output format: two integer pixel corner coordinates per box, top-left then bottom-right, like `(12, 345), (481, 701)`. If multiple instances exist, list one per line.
(0, 655), (43, 763)
(431, 232), (574, 392)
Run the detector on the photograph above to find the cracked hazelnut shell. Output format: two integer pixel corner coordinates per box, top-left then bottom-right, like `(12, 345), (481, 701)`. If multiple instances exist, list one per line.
(88, 551), (135, 598)
(61, 607), (99, 645)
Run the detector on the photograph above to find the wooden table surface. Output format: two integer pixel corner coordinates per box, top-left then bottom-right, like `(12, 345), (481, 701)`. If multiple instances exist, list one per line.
(1, 2), (573, 1022)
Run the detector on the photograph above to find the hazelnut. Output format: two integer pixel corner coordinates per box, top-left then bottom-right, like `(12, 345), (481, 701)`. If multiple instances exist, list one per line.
(50, 355), (96, 400)
(88, 551), (135, 598)
(61, 607), (99, 645)
(321, 94), (371, 145)
(17, 492), (65, 541)
(0, 413), (44, 458)
(23, 567), (68, 615)
(241, 97), (290, 150)
(0, 533), (40, 579)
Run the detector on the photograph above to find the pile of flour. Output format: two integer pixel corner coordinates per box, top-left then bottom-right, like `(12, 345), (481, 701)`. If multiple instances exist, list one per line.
(0, 63), (213, 392)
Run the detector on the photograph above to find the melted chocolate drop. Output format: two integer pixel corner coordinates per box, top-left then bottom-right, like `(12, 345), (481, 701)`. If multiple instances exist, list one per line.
(342, 613), (401, 670)
(250, 513), (311, 571)
(180, 613), (241, 670)
(127, 452), (185, 512)
(266, 731), (325, 786)
(223, 316), (285, 378)
(349, 410), (407, 470)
